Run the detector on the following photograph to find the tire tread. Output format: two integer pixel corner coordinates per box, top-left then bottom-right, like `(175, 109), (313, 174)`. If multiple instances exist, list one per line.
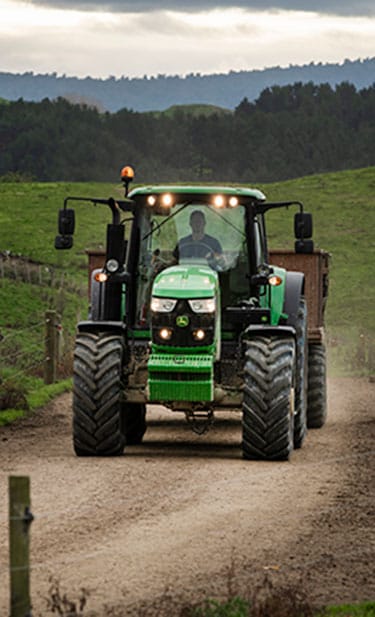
(72, 332), (125, 456)
(242, 336), (295, 460)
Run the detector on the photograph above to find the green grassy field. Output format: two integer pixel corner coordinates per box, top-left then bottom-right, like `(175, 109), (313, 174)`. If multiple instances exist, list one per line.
(258, 167), (375, 375)
(0, 167), (374, 420)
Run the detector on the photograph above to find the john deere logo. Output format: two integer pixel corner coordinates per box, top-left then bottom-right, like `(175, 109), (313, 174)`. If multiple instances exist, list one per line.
(176, 315), (189, 327)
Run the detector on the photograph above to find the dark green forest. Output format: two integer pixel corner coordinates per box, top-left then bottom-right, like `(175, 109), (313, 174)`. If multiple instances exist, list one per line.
(0, 81), (374, 183)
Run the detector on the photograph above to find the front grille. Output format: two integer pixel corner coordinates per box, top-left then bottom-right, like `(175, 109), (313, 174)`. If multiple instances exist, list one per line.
(150, 371), (211, 381)
(151, 299), (215, 346)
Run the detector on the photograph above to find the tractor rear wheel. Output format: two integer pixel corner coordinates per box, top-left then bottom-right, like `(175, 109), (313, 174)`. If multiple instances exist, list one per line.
(242, 336), (295, 461)
(293, 299), (308, 448)
(72, 332), (125, 456)
(122, 403), (147, 445)
(307, 342), (327, 428)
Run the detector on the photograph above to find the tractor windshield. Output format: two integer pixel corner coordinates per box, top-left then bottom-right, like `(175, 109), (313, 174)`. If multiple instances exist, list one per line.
(135, 201), (251, 327)
(141, 202), (247, 268)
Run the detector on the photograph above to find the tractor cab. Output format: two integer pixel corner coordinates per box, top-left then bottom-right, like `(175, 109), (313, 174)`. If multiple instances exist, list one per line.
(129, 187), (266, 332)
(124, 186), (277, 407)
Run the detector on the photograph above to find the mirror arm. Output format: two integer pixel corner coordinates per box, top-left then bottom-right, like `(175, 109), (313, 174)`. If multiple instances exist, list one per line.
(255, 200), (304, 215)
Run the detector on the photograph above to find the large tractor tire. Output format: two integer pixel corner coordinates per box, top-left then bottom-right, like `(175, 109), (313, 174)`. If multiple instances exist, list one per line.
(73, 332), (125, 456)
(122, 403), (147, 445)
(242, 336), (295, 461)
(293, 299), (308, 449)
(307, 342), (327, 428)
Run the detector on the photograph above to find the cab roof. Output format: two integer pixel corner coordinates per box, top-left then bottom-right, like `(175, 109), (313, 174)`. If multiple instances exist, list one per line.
(129, 185), (266, 202)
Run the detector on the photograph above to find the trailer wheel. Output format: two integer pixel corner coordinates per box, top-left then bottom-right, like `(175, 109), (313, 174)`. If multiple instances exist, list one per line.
(293, 299), (308, 448)
(122, 403), (147, 445)
(307, 343), (327, 428)
(72, 332), (125, 456)
(242, 336), (295, 461)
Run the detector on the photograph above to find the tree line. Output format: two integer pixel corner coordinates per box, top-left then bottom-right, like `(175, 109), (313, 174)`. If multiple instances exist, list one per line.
(0, 81), (374, 184)
(0, 57), (374, 112)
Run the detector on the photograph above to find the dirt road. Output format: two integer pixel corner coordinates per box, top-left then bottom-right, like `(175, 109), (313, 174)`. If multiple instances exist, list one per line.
(0, 377), (374, 615)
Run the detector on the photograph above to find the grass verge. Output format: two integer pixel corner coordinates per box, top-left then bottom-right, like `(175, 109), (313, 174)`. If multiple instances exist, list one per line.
(190, 600), (375, 617)
(41, 576), (375, 616)
(319, 603), (375, 617)
(0, 378), (72, 426)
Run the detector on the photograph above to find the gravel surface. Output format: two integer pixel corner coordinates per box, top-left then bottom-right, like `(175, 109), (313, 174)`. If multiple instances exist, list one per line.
(0, 377), (374, 615)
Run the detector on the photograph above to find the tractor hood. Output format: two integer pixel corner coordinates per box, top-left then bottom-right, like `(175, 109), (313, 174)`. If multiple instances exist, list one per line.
(152, 265), (218, 299)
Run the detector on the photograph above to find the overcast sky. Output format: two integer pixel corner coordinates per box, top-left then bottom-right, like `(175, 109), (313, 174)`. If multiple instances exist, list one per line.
(1, 0), (374, 78)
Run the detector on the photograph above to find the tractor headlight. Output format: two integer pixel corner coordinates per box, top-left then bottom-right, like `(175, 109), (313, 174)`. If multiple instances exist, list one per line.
(151, 297), (178, 312)
(192, 328), (206, 341)
(159, 327), (173, 340)
(188, 298), (216, 313)
(106, 259), (120, 273)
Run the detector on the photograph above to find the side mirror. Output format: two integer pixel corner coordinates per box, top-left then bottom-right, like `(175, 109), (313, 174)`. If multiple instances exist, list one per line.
(294, 212), (313, 254)
(295, 239), (314, 254)
(58, 208), (75, 235)
(55, 235), (73, 250)
(294, 212), (313, 240)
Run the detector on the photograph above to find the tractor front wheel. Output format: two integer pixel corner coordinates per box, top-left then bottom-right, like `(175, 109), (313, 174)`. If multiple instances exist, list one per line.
(72, 332), (125, 456)
(242, 336), (295, 461)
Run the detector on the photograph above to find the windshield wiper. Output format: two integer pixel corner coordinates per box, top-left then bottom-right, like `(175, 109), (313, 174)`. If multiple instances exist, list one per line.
(142, 201), (192, 240)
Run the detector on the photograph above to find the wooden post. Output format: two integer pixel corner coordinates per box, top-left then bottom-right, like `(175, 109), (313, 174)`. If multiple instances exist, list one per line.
(44, 310), (59, 384)
(9, 476), (33, 617)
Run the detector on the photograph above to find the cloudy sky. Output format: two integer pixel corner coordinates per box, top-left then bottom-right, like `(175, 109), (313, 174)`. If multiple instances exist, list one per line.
(1, 0), (374, 78)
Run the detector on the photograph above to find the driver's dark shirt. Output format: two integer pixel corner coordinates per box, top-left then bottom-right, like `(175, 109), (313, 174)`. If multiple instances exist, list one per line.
(174, 234), (222, 260)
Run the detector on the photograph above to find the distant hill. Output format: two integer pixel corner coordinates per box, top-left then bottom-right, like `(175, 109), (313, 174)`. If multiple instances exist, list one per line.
(149, 104), (231, 117)
(0, 58), (374, 112)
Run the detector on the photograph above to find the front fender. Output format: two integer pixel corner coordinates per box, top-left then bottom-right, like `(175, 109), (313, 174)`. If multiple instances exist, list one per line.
(243, 325), (296, 338)
(77, 320), (127, 334)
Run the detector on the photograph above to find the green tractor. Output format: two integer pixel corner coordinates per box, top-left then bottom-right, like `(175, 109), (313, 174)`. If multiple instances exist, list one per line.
(55, 167), (328, 460)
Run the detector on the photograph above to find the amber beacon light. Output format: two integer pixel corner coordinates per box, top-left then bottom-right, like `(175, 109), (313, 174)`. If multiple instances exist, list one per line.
(121, 165), (135, 196)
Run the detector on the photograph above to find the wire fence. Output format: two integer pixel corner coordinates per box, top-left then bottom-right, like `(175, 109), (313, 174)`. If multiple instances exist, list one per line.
(0, 319), (46, 383)
(0, 252), (86, 403)
(0, 311), (72, 410)
(0, 252), (86, 296)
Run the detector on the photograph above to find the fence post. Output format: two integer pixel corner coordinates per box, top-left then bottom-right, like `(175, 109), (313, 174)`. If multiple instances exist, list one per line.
(9, 476), (33, 617)
(44, 310), (59, 384)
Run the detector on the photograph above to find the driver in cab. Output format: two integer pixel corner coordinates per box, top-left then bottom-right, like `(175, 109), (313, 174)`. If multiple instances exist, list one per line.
(173, 210), (224, 266)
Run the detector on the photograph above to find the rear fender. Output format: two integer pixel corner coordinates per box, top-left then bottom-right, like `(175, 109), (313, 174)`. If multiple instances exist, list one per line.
(283, 272), (305, 329)
(89, 268), (105, 320)
(89, 268), (127, 322)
